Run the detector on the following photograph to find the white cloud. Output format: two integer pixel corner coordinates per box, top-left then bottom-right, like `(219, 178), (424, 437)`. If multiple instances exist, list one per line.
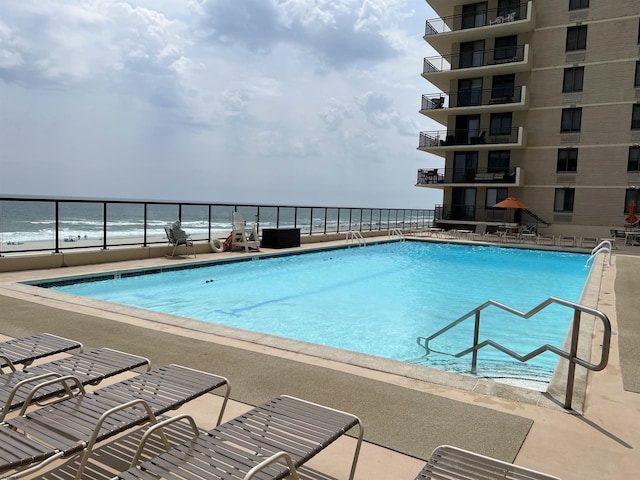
(0, 0), (443, 209)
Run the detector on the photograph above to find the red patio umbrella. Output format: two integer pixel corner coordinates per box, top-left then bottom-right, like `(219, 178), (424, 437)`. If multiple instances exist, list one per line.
(492, 197), (528, 209)
(626, 200), (637, 224)
(493, 197), (528, 224)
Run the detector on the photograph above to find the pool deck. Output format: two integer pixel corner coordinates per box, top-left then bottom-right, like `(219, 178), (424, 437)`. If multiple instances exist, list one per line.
(0, 236), (638, 479)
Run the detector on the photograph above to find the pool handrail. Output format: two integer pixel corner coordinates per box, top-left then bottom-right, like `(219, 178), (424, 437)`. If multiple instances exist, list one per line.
(416, 296), (611, 410)
(586, 240), (611, 267)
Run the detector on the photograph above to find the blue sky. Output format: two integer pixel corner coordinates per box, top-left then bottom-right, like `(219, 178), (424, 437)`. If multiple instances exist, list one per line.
(0, 0), (442, 209)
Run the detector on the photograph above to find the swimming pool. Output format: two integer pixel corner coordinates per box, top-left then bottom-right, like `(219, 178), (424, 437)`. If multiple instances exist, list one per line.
(45, 242), (591, 384)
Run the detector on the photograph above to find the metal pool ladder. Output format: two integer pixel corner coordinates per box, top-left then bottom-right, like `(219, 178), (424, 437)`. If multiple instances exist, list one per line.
(388, 228), (405, 241)
(346, 231), (365, 247)
(416, 297), (611, 410)
(586, 240), (612, 267)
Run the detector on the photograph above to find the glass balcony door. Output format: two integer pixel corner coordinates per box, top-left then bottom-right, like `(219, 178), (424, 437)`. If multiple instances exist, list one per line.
(453, 151), (479, 182)
(458, 78), (483, 106)
(461, 2), (488, 29)
(452, 187), (477, 220)
(460, 40), (485, 68)
(455, 115), (481, 145)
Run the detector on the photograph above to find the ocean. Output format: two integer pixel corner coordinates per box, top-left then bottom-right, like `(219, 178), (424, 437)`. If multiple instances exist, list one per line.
(0, 199), (434, 248)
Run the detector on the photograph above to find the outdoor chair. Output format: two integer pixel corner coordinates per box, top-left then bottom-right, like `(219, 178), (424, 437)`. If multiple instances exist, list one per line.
(0, 347), (150, 421)
(0, 364), (230, 479)
(468, 223), (487, 240)
(231, 212), (260, 252)
(0, 333), (83, 371)
(557, 236), (576, 247)
(165, 221), (196, 258)
(415, 445), (561, 480)
(117, 394), (363, 480)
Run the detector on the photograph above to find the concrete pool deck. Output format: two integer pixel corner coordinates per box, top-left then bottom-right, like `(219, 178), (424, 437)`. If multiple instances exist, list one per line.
(0, 237), (638, 479)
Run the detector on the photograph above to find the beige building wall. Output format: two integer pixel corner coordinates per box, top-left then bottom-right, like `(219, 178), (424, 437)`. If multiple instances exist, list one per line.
(420, 0), (640, 238)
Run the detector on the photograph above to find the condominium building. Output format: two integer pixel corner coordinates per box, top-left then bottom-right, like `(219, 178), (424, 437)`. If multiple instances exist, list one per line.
(417, 0), (640, 238)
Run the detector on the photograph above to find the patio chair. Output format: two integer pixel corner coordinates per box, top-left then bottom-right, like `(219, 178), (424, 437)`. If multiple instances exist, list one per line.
(557, 235), (576, 247)
(415, 445), (561, 480)
(0, 333), (83, 371)
(231, 212), (260, 252)
(165, 221), (196, 258)
(468, 223), (487, 240)
(117, 394), (363, 480)
(0, 348), (150, 421)
(0, 364), (230, 479)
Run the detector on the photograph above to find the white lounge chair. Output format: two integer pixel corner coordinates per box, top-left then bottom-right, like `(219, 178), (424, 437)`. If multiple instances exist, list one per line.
(231, 212), (260, 252)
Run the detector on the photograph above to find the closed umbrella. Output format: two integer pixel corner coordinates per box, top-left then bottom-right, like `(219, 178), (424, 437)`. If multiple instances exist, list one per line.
(626, 200), (637, 224)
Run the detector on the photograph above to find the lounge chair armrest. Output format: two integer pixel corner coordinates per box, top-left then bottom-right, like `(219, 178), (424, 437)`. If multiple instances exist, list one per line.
(129, 414), (200, 468)
(1, 372), (63, 421)
(77, 398), (160, 480)
(0, 354), (17, 373)
(245, 451), (301, 480)
(19, 374), (86, 415)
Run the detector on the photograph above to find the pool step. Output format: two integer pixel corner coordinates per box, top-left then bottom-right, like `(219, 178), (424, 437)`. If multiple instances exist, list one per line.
(407, 355), (554, 383)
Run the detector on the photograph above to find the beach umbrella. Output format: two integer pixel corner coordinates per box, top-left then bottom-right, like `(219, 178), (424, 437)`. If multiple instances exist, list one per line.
(493, 197), (528, 224)
(492, 197), (528, 209)
(626, 200), (637, 224)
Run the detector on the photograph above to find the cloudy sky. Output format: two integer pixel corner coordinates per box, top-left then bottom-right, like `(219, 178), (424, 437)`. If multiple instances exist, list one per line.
(0, 0), (442, 209)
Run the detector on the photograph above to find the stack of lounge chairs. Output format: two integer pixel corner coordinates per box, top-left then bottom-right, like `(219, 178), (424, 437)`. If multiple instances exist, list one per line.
(164, 221), (196, 258)
(0, 333), (560, 480)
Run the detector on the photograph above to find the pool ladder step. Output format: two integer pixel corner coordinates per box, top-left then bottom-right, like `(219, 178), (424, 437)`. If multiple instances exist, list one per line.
(346, 231), (365, 247)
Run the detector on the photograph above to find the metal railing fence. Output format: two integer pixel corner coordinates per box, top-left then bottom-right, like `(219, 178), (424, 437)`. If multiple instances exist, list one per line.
(0, 197), (435, 255)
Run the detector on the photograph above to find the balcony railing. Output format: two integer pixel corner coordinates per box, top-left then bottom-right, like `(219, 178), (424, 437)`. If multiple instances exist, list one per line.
(419, 127), (521, 148)
(417, 168), (518, 186)
(425, 3), (528, 36)
(423, 45), (526, 74)
(0, 197), (435, 255)
(435, 204), (514, 223)
(421, 86), (523, 111)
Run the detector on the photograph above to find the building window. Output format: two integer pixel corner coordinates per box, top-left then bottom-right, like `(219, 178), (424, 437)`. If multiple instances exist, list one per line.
(488, 151), (510, 172)
(554, 188), (575, 212)
(491, 74), (515, 99)
(561, 107), (582, 132)
(569, 0), (589, 10)
(494, 35), (518, 61)
(563, 67), (584, 92)
(486, 188), (508, 208)
(497, 0), (520, 19)
(635, 62), (640, 87)
(633, 104), (640, 130)
(460, 40), (485, 68)
(628, 146), (640, 171)
(490, 112), (512, 135)
(461, 3), (488, 30)
(566, 25), (587, 51)
(458, 78), (483, 106)
(557, 148), (578, 172)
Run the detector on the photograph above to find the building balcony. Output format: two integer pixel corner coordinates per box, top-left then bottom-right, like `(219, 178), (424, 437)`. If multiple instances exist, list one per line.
(416, 167), (522, 189)
(418, 127), (526, 156)
(424, 2), (534, 53)
(422, 45), (531, 91)
(426, 1), (487, 19)
(434, 204), (515, 224)
(420, 86), (528, 123)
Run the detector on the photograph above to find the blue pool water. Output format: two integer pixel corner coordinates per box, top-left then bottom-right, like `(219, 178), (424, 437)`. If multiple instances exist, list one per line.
(49, 242), (590, 383)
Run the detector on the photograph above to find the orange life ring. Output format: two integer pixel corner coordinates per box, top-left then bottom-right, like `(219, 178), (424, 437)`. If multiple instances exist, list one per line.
(223, 234), (233, 251)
